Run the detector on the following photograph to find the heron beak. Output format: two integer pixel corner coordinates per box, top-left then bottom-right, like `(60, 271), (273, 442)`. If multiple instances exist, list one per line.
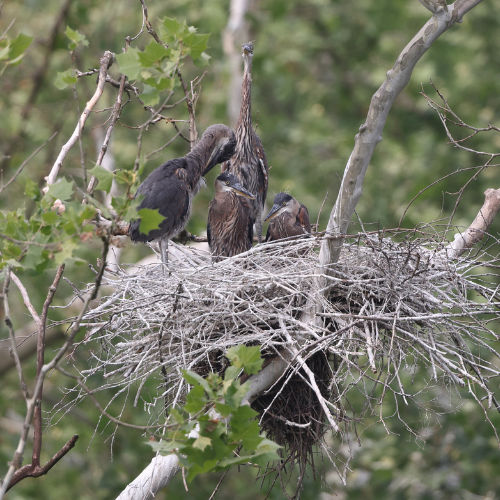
(230, 182), (255, 200)
(264, 204), (285, 222)
(203, 142), (226, 175)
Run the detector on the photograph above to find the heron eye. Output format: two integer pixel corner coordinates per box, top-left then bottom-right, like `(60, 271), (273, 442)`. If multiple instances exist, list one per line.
(225, 181), (230, 185)
(282, 202), (286, 206)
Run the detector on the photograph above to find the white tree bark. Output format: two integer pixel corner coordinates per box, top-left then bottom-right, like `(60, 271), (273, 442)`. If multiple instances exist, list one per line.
(44, 51), (113, 190)
(441, 188), (500, 260)
(318, 0), (484, 275)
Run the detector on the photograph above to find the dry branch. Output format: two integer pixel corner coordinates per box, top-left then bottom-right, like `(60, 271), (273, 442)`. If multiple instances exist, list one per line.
(441, 188), (500, 260)
(44, 51), (114, 190)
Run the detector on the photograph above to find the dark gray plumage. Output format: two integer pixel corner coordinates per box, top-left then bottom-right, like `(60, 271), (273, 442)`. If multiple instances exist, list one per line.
(129, 124), (236, 261)
(265, 192), (311, 241)
(207, 172), (255, 262)
(222, 42), (269, 243)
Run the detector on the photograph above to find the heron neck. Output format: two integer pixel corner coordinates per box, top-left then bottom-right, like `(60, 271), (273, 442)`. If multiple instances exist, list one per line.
(235, 57), (253, 152)
(185, 136), (218, 184)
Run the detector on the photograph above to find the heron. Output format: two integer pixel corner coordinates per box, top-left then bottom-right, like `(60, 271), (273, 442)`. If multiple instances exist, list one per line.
(264, 192), (311, 241)
(207, 171), (256, 261)
(223, 42), (269, 243)
(129, 124), (236, 264)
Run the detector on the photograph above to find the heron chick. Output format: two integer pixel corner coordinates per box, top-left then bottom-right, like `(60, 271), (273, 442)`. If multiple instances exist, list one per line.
(207, 171), (255, 262)
(265, 192), (311, 241)
(223, 42), (269, 243)
(129, 124), (236, 263)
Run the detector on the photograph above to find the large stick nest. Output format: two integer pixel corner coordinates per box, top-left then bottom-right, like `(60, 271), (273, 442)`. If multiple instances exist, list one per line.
(66, 231), (500, 469)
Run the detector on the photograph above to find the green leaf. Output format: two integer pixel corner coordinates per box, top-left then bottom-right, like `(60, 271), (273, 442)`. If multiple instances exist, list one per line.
(65, 26), (88, 50)
(136, 208), (166, 236)
(42, 211), (59, 225)
(24, 178), (40, 200)
(161, 17), (184, 37)
(184, 32), (210, 60)
(88, 164), (113, 193)
(229, 405), (261, 450)
(6, 33), (32, 64)
(184, 384), (206, 414)
(141, 84), (160, 106)
(116, 48), (141, 80)
(223, 365), (239, 382)
(138, 41), (169, 67)
(182, 370), (212, 396)
(226, 345), (263, 375)
(46, 178), (74, 201)
(192, 436), (211, 451)
(54, 69), (77, 90)
(54, 239), (78, 265)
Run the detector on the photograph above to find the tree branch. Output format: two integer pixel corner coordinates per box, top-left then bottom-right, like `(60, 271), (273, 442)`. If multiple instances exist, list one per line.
(0, 239), (109, 497)
(44, 51), (114, 190)
(441, 188), (500, 260)
(319, 0), (483, 276)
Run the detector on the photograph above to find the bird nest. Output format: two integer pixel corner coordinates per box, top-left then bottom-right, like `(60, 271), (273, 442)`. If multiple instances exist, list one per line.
(64, 230), (500, 472)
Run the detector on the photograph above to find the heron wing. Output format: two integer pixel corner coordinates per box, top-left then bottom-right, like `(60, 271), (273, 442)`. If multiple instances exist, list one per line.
(130, 159), (190, 242)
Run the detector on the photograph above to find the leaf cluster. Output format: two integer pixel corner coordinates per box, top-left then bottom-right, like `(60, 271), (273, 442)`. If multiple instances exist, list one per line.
(116, 17), (209, 106)
(149, 346), (280, 482)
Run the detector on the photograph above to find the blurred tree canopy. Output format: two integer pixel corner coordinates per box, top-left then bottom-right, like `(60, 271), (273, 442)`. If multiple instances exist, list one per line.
(0, 0), (498, 498)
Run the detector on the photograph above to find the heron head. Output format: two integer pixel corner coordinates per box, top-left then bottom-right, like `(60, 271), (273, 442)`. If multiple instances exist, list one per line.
(264, 192), (295, 221)
(215, 172), (255, 199)
(242, 42), (254, 56)
(201, 125), (236, 175)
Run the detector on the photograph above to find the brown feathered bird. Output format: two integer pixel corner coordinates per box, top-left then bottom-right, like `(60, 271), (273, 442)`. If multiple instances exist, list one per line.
(264, 192), (311, 241)
(223, 42), (269, 243)
(129, 124), (236, 263)
(207, 171), (255, 261)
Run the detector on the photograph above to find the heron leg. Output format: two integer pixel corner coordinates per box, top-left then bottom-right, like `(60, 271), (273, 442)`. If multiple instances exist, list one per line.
(159, 238), (169, 269)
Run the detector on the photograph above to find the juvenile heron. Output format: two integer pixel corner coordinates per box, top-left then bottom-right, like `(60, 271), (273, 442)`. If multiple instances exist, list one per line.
(207, 172), (255, 261)
(264, 192), (311, 241)
(223, 42), (269, 243)
(129, 124), (236, 263)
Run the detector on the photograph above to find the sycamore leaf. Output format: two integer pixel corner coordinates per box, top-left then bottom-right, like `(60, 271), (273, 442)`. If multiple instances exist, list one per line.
(182, 369), (212, 396)
(184, 384), (206, 414)
(226, 345), (263, 375)
(4, 33), (32, 65)
(116, 48), (141, 80)
(65, 26), (88, 50)
(46, 178), (74, 201)
(137, 208), (165, 236)
(88, 164), (113, 193)
(192, 436), (212, 451)
(184, 32), (210, 60)
(138, 41), (169, 67)
(54, 69), (77, 90)
(161, 17), (184, 38)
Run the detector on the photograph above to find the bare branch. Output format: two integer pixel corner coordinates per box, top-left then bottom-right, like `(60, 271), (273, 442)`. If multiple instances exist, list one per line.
(44, 51), (114, 190)
(5, 435), (79, 492)
(441, 188), (500, 260)
(1, 269), (29, 401)
(0, 239), (109, 497)
(10, 272), (40, 323)
(86, 72), (127, 196)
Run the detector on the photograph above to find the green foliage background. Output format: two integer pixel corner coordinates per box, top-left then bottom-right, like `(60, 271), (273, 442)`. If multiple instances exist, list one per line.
(0, 0), (498, 498)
